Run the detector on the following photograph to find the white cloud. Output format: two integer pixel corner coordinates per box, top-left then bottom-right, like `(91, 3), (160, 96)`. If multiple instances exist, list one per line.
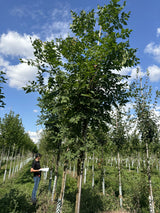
(147, 65), (160, 82)
(11, 7), (27, 18)
(51, 8), (70, 20)
(154, 106), (160, 126)
(157, 28), (160, 37)
(6, 63), (37, 89)
(0, 56), (9, 67)
(11, 6), (46, 20)
(113, 66), (145, 85)
(120, 67), (132, 75)
(120, 67), (139, 80)
(44, 22), (70, 41)
(10, 6), (71, 41)
(122, 102), (134, 112)
(42, 8), (71, 41)
(130, 67), (145, 80)
(33, 109), (38, 113)
(28, 129), (43, 144)
(0, 31), (39, 89)
(0, 31), (38, 58)
(155, 106), (160, 111)
(144, 42), (160, 63)
(0, 14), (71, 88)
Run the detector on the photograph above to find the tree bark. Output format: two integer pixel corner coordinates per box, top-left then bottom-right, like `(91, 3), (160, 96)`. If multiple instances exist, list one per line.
(75, 119), (88, 213)
(75, 151), (85, 213)
(84, 166), (87, 184)
(102, 168), (105, 195)
(0, 147), (5, 169)
(92, 152), (94, 188)
(11, 148), (17, 177)
(59, 161), (67, 213)
(73, 161), (76, 177)
(48, 169), (53, 192)
(118, 152), (123, 208)
(51, 147), (61, 202)
(3, 148), (10, 183)
(84, 153), (87, 184)
(146, 143), (155, 213)
(8, 146), (15, 179)
(48, 155), (55, 192)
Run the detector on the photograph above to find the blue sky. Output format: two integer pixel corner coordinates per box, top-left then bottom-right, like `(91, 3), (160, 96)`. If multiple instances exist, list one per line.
(0, 0), (160, 142)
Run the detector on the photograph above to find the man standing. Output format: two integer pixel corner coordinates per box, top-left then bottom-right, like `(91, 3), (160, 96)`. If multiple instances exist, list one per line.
(31, 153), (42, 204)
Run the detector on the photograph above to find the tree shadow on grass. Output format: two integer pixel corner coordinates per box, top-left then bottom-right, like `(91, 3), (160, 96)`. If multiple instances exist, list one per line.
(80, 187), (104, 213)
(0, 188), (38, 213)
(64, 184), (104, 213)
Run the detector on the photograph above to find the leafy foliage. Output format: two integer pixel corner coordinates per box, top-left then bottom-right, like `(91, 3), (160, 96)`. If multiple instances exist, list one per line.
(21, 0), (139, 160)
(131, 69), (160, 145)
(20, 1), (141, 211)
(0, 110), (37, 153)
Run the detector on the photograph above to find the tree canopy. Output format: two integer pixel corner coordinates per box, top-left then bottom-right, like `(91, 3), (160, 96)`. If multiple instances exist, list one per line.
(0, 110), (37, 153)
(21, 1), (139, 211)
(22, 0), (139, 157)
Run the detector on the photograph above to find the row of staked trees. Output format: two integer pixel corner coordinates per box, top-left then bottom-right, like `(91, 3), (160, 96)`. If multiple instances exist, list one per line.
(0, 33), (36, 157)
(36, 69), (160, 212)
(0, 0), (157, 212)
(20, 0), (144, 212)
(0, 110), (38, 156)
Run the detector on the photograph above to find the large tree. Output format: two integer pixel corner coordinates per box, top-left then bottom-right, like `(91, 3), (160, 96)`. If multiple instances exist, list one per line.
(22, 0), (139, 211)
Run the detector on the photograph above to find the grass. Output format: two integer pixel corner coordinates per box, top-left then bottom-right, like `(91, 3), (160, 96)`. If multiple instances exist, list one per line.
(0, 158), (160, 212)
(0, 160), (49, 213)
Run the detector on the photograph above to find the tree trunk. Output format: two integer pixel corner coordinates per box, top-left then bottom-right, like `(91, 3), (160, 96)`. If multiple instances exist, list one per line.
(84, 166), (87, 184)
(75, 119), (88, 213)
(101, 148), (105, 195)
(92, 152), (94, 188)
(102, 168), (105, 195)
(19, 149), (24, 170)
(51, 148), (60, 202)
(84, 153), (87, 184)
(75, 152), (85, 213)
(48, 155), (55, 192)
(8, 146), (15, 179)
(0, 147), (5, 169)
(48, 169), (53, 192)
(57, 161), (67, 213)
(118, 152), (123, 208)
(146, 143), (155, 213)
(3, 148), (10, 183)
(73, 161), (75, 177)
(12, 149), (17, 177)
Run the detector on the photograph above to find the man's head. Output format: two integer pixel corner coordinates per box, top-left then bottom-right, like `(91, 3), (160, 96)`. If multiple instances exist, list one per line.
(35, 153), (42, 160)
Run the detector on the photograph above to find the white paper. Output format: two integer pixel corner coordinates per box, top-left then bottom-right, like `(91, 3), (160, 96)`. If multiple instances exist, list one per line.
(39, 168), (49, 172)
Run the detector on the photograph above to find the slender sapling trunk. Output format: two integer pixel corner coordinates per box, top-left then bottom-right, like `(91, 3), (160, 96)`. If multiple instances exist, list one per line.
(51, 147), (61, 202)
(146, 143), (155, 213)
(118, 152), (123, 208)
(75, 151), (85, 213)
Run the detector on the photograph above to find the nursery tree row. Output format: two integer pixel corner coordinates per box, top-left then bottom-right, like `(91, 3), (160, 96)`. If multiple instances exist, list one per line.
(20, 0), (139, 212)
(36, 69), (160, 213)
(0, 110), (38, 155)
(10, 0), (160, 212)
